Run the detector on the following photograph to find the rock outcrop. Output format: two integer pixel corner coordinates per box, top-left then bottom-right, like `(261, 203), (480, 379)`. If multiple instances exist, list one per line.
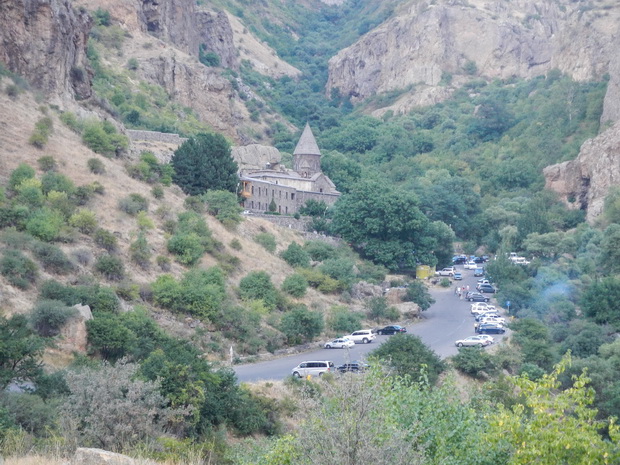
(58, 304), (93, 353)
(544, 121), (620, 223)
(0, 0), (93, 100)
(71, 447), (153, 465)
(327, 0), (619, 116)
(232, 144), (283, 171)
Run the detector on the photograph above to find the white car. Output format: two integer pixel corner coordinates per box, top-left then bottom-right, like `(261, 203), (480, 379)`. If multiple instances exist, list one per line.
(347, 329), (376, 344)
(464, 261), (478, 270)
(435, 267), (455, 277)
(479, 316), (506, 326)
(477, 334), (495, 344)
(455, 335), (491, 347)
(324, 337), (355, 349)
(471, 303), (496, 315)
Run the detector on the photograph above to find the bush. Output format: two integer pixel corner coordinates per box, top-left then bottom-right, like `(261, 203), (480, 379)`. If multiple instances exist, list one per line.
(8, 163), (35, 192)
(156, 255), (171, 271)
(281, 273), (308, 297)
(229, 238), (242, 250)
(239, 271), (280, 310)
(72, 185), (95, 206)
(0, 393), (57, 436)
(31, 241), (74, 274)
(30, 299), (77, 336)
(130, 232), (151, 269)
(452, 347), (497, 379)
(151, 185), (164, 199)
(37, 156), (57, 172)
(16, 179), (44, 208)
(94, 228), (118, 252)
(94, 254), (125, 281)
(0, 250), (38, 289)
(280, 305), (324, 345)
(184, 195), (205, 213)
(370, 334), (445, 385)
(6, 83), (20, 99)
(280, 242), (311, 268)
(167, 233), (205, 265)
(28, 116), (53, 148)
(118, 193), (149, 216)
(365, 296), (399, 322)
(303, 240), (336, 261)
(60, 111), (82, 133)
(25, 207), (64, 241)
(82, 119), (128, 156)
(403, 280), (436, 311)
(41, 172), (75, 195)
(254, 232), (277, 253)
(69, 209), (98, 234)
(87, 158), (106, 174)
(328, 306), (364, 334)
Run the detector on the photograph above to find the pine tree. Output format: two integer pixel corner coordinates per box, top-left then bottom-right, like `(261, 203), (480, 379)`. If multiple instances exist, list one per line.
(171, 133), (238, 195)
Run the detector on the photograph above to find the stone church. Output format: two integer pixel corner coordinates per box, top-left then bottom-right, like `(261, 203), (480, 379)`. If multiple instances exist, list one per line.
(236, 124), (340, 215)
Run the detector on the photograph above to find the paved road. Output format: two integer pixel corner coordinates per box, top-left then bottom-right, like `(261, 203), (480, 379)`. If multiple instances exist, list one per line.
(233, 266), (506, 383)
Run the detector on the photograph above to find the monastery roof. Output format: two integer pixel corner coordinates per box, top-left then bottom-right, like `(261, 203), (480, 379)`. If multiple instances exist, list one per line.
(293, 123), (321, 156)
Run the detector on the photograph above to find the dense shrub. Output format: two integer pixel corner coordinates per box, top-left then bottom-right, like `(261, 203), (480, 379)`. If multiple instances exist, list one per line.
(37, 156), (57, 172)
(60, 111), (82, 133)
(238, 271), (280, 311)
(15, 178), (44, 208)
(25, 208), (64, 242)
(8, 163), (36, 192)
(87, 158), (106, 174)
(69, 209), (98, 234)
(118, 193), (149, 216)
(280, 242), (311, 268)
(281, 273), (308, 297)
(130, 232), (151, 269)
(81, 119), (128, 156)
(303, 240), (336, 261)
(452, 347), (497, 378)
(167, 233), (205, 265)
(364, 296), (399, 322)
(31, 241), (74, 274)
(298, 268), (343, 294)
(94, 254), (125, 281)
(94, 228), (118, 252)
(0, 393), (57, 436)
(0, 249), (38, 289)
(403, 280), (436, 311)
(229, 238), (242, 250)
(28, 116), (53, 148)
(370, 334), (445, 385)
(280, 305), (324, 345)
(30, 299), (77, 336)
(204, 190), (243, 228)
(41, 172), (75, 195)
(254, 232), (277, 253)
(328, 306), (364, 334)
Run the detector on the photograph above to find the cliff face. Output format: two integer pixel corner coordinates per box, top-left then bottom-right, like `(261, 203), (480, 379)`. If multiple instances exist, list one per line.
(544, 122), (620, 223)
(0, 0), (93, 99)
(327, 0), (619, 116)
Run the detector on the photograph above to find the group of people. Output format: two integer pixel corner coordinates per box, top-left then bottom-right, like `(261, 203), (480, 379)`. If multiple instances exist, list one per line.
(455, 285), (470, 299)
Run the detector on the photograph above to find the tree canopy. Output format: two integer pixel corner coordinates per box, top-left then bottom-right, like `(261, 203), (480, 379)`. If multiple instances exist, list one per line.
(171, 133), (238, 195)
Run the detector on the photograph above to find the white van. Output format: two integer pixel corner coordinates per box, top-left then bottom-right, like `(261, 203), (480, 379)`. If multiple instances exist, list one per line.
(291, 360), (335, 378)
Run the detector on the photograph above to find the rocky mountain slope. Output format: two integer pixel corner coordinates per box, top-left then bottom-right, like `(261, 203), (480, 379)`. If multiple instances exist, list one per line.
(326, 0), (620, 118)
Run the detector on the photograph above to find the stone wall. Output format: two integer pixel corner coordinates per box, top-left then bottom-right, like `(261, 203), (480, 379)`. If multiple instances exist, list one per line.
(126, 130), (188, 145)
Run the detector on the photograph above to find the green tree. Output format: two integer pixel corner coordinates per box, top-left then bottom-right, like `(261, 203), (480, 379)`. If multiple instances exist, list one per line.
(281, 273), (308, 297)
(204, 190), (243, 228)
(581, 276), (620, 328)
(280, 305), (324, 345)
(0, 315), (46, 390)
(280, 242), (311, 268)
(403, 280), (435, 311)
(370, 334), (444, 384)
(172, 133), (238, 195)
(483, 355), (620, 465)
(239, 271), (280, 311)
(331, 180), (436, 271)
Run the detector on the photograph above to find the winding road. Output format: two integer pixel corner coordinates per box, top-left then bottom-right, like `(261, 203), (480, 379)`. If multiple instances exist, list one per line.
(233, 267), (507, 383)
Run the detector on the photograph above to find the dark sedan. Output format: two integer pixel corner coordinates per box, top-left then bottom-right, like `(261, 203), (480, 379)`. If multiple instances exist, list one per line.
(478, 284), (497, 293)
(476, 323), (506, 334)
(377, 325), (407, 335)
(467, 292), (490, 302)
(337, 361), (369, 373)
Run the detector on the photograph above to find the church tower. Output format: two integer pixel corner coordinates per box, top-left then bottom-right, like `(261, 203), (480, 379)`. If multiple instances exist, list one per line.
(293, 123), (321, 178)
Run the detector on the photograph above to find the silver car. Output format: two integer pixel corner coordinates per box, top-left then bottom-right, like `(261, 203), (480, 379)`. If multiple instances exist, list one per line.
(455, 335), (491, 347)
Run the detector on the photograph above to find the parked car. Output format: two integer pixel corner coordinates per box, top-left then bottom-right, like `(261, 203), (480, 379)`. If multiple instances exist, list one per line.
(453, 272), (463, 280)
(291, 361), (335, 378)
(471, 304), (496, 315)
(476, 323), (506, 334)
(475, 311), (502, 321)
(455, 335), (492, 347)
(347, 329), (376, 344)
(477, 279), (491, 285)
(474, 268), (485, 277)
(473, 256), (485, 263)
(464, 261), (478, 270)
(377, 325), (407, 335)
(337, 361), (370, 373)
(477, 334), (495, 344)
(478, 283), (497, 293)
(467, 292), (490, 302)
(478, 316), (506, 326)
(452, 255), (468, 264)
(324, 337), (355, 349)
(436, 267), (455, 277)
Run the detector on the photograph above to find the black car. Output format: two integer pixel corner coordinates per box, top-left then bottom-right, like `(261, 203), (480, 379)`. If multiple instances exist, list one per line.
(377, 325), (407, 335)
(476, 323), (506, 334)
(452, 256), (468, 264)
(478, 284), (497, 293)
(337, 361), (369, 373)
(473, 256), (485, 263)
(467, 292), (490, 302)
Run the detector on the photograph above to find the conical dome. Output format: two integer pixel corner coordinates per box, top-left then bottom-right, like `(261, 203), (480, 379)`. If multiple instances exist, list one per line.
(293, 123), (321, 156)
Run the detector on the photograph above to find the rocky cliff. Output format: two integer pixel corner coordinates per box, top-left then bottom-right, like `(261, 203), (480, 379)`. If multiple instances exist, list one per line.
(544, 121), (620, 223)
(0, 0), (93, 100)
(327, 0), (619, 117)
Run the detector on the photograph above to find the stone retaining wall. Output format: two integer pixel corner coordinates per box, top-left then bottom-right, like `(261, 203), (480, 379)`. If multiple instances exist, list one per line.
(126, 130), (188, 145)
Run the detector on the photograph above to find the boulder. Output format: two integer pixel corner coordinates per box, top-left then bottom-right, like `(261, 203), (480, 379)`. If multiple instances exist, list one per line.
(71, 448), (137, 465)
(58, 304), (93, 353)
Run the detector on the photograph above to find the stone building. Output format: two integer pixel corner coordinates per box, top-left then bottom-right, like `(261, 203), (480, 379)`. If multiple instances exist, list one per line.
(238, 124), (340, 215)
